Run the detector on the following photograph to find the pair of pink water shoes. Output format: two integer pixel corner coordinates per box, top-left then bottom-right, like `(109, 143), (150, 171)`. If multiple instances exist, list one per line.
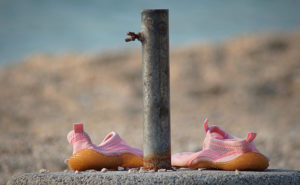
(67, 119), (269, 171)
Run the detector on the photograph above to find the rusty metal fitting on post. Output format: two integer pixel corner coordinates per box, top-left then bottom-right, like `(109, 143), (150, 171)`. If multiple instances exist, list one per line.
(125, 32), (143, 42)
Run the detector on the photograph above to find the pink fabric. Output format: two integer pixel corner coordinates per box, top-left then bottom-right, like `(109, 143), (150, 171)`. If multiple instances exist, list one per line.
(172, 119), (268, 167)
(67, 123), (143, 156)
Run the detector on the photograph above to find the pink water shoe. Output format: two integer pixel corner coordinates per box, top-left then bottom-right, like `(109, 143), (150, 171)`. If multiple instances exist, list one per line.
(67, 123), (143, 171)
(171, 119), (269, 171)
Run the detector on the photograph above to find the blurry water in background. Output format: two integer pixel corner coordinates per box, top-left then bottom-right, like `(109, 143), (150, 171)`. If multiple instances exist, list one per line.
(0, 0), (300, 64)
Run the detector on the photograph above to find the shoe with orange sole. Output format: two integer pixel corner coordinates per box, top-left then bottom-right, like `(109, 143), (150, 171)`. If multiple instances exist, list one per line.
(171, 119), (269, 171)
(67, 123), (143, 171)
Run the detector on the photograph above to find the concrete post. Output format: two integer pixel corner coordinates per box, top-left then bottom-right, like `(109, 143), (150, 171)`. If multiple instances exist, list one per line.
(125, 9), (171, 170)
(141, 9), (171, 170)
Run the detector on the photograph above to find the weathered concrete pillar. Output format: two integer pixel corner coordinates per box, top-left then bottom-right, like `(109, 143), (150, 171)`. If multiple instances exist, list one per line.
(125, 9), (170, 170)
(141, 9), (170, 170)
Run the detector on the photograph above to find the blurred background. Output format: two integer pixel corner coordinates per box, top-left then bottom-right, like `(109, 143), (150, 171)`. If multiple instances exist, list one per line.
(1, 0), (300, 64)
(0, 0), (300, 184)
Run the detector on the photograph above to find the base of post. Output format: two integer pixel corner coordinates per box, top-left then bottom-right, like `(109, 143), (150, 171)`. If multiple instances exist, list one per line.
(7, 169), (300, 185)
(143, 157), (171, 170)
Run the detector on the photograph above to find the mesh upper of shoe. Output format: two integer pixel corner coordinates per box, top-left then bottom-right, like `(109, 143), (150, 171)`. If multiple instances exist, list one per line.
(67, 123), (143, 156)
(202, 120), (259, 154)
(97, 131), (143, 156)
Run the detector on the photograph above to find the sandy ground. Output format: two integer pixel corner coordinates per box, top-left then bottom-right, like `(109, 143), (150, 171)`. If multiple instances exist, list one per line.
(0, 32), (299, 184)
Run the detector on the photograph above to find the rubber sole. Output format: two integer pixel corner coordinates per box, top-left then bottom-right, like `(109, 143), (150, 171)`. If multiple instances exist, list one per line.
(188, 152), (269, 171)
(68, 149), (143, 171)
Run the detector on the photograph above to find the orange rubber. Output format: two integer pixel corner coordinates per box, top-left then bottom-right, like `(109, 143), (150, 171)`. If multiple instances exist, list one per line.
(189, 152), (269, 171)
(68, 149), (143, 171)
